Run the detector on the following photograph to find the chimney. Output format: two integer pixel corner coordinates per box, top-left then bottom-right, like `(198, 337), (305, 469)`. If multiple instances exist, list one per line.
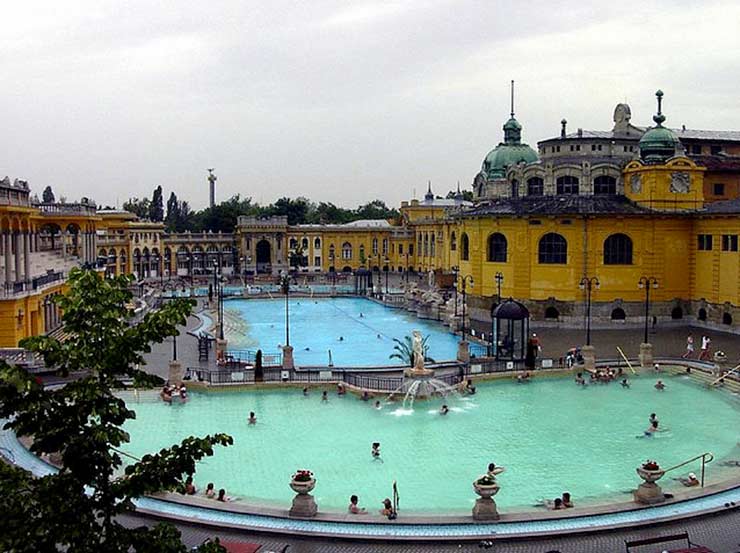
(577, 128), (583, 138)
(560, 119), (567, 139)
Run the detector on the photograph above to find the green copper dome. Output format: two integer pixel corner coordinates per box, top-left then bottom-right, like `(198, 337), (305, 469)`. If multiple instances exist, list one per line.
(639, 90), (680, 164)
(482, 143), (538, 179)
(480, 112), (537, 179)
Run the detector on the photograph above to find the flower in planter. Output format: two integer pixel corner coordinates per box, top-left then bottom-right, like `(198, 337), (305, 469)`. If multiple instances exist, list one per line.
(292, 469), (314, 482)
(642, 460), (660, 471)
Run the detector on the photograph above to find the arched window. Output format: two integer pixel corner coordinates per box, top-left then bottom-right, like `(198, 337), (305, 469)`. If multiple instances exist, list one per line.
(544, 306), (559, 320)
(372, 237), (378, 255)
(510, 179), (519, 198)
(460, 233), (470, 261)
(487, 233), (507, 262)
(430, 234), (435, 257)
(556, 175), (579, 195)
(603, 233), (633, 265)
(527, 177), (544, 196)
(382, 238), (388, 255)
(359, 244), (365, 260)
(594, 175), (617, 195)
(723, 313), (733, 325)
(341, 242), (352, 260)
(538, 233), (567, 264)
(301, 237), (309, 249)
(423, 233), (429, 256)
(450, 232), (457, 251)
(314, 237), (321, 249)
(611, 308), (626, 321)
(289, 237), (297, 249)
(698, 308), (707, 321)
(671, 307), (684, 320)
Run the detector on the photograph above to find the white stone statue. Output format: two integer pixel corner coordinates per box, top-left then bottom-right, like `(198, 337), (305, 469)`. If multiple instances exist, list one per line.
(427, 269), (435, 287)
(412, 330), (425, 371)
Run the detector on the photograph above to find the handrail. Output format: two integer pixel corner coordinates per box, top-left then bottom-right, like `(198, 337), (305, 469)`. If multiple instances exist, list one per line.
(662, 452), (714, 487)
(616, 346), (636, 374)
(710, 363), (740, 386)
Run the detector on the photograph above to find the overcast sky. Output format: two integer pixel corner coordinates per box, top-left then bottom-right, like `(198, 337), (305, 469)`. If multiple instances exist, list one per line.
(2, 0), (739, 210)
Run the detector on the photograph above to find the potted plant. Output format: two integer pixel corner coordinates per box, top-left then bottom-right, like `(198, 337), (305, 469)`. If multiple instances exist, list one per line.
(289, 469), (316, 494)
(636, 459), (665, 483)
(473, 474), (500, 499)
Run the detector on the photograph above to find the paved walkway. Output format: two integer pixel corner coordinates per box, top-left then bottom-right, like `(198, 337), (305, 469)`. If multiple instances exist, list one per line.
(120, 507), (740, 552)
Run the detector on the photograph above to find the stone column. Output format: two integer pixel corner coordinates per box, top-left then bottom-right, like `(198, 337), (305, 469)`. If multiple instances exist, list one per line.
(62, 230), (67, 260)
(23, 232), (31, 283)
(639, 343), (653, 369)
(5, 233), (13, 285)
(457, 340), (470, 363)
(581, 344), (596, 372)
(14, 233), (22, 284)
(168, 360), (184, 386)
(282, 345), (295, 370)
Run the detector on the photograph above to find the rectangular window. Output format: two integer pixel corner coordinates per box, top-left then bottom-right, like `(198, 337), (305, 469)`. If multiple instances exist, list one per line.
(575, 145), (581, 151)
(408, 244), (414, 255)
(713, 183), (725, 196)
(560, 219), (572, 225)
(529, 220), (542, 225)
(398, 244), (403, 255)
(314, 256), (321, 266)
(556, 146), (560, 152)
(598, 144), (603, 151)
(569, 145), (574, 151)
(711, 145), (722, 155)
(623, 145), (628, 152)
(591, 144), (597, 151)
(721, 234), (738, 252)
(691, 144), (702, 154)
(697, 234), (713, 251)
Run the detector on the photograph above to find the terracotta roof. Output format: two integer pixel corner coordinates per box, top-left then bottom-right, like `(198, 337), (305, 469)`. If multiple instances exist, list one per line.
(702, 198), (740, 214)
(691, 155), (740, 171)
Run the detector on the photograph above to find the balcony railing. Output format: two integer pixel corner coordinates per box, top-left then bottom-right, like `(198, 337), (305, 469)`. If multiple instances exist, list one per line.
(33, 202), (97, 216)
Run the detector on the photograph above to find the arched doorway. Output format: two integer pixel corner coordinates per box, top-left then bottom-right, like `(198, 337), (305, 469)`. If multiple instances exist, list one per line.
(256, 240), (271, 274)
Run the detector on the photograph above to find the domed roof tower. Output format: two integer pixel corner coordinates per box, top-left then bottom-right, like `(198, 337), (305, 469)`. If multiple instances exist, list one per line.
(639, 90), (681, 164)
(479, 81), (538, 180)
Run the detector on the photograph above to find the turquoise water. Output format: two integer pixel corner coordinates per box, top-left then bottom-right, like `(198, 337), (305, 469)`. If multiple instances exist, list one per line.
(223, 297), (461, 366)
(121, 374), (740, 513)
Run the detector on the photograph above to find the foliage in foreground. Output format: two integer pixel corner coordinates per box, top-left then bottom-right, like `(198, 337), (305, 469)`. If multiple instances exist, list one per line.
(0, 268), (232, 552)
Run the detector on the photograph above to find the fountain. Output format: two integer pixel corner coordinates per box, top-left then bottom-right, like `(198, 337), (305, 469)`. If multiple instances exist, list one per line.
(388, 330), (459, 408)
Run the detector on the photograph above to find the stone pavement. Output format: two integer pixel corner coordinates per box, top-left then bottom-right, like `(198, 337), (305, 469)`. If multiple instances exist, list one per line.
(120, 508), (740, 552)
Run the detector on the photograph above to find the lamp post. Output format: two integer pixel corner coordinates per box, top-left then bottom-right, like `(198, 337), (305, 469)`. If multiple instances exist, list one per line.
(578, 276), (600, 346)
(451, 265), (459, 317)
(279, 272), (290, 347)
(213, 260), (225, 340)
(329, 253), (336, 285)
(638, 276), (659, 344)
(494, 272), (504, 303)
(460, 274), (474, 342)
(384, 256), (390, 294)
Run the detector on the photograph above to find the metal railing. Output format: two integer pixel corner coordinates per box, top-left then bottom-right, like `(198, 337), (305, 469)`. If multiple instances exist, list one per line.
(225, 350), (283, 366)
(662, 452), (714, 487)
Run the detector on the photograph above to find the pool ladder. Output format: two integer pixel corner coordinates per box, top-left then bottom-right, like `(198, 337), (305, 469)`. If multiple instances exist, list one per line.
(662, 452), (714, 487)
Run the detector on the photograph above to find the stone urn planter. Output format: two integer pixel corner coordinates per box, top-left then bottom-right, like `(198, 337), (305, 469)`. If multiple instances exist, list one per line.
(472, 478), (501, 520)
(289, 471), (318, 517)
(634, 463), (666, 504)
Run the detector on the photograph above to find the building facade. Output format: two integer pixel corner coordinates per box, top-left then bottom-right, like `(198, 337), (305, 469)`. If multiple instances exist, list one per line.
(3, 89), (740, 347)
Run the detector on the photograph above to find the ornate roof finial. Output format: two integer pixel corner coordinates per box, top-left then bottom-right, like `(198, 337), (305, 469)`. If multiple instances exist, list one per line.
(510, 79), (515, 118)
(425, 180), (434, 201)
(653, 89), (666, 127)
(456, 181), (461, 193)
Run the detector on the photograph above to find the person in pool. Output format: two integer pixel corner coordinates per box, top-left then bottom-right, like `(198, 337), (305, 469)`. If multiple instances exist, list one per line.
(380, 498), (393, 516)
(487, 463), (505, 478)
(321, 391), (328, 402)
(561, 492), (573, 508)
(348, 494), (367, 514)
(676, 472), (700, 487)
(371, 442), (381, 461)
(216, 488), (232, 502)
(439, 404), (449, 415)
(644, 420), (659, 436)
(655, 380), (666, 391)
(247, 411), (257, 425)
(649, 413), (658, 425)
(621, 378), (630, 388)
(303, 387), (309, 396)
(374, 400), (382, 410)
(204, 482), (215, 498)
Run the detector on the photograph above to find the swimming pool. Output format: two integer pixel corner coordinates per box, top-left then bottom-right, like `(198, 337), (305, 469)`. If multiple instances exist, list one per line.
(120, 374), (740, 514)
(222, 297), (461, 366)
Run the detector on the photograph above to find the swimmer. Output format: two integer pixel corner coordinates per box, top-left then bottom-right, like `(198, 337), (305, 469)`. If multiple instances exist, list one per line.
(322, 391), (328, 402)
(644, 420), (659, 436)
(371, 442), (382, 461)
(304, 347), (310, 351)
(339, 336), (344, 342)
(675, 472), (700, 487)
(362, 391), (370, 401)
(575, 372), (586, 386)
(649, 413), (658, 425)
(248, 411), (257, 425)
(655, 380), (666, 391)
(377, 334), (382, 339)
(303, 387), (309, 396)
(359, 313), (364, 318)
(654, 363), (661, 372)
(374, 400), (382, 410)
(439, 404), (449, 415)
(621, 378), (630, 388)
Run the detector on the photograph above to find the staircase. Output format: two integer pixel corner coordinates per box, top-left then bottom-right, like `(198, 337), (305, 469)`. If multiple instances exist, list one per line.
(664, 363), (740, 394)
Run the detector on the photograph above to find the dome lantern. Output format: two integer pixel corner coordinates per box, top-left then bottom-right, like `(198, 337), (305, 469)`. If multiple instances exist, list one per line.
(639, 90), (680, 165)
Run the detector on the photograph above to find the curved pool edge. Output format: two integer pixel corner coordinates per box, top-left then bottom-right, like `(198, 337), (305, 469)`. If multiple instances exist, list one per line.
(2, 422), (739, 541)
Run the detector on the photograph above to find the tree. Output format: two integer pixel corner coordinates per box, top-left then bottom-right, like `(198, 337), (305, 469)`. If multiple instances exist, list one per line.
(389, 334), (434, 367)
(270, 197), (311, 225)
(165, 192), (180, 232)
(445, 189), (474, 202)
(355, 200), (399, 221)
(0, 268), (230, 552)
(123, 197), (151, 219)
(42, 185), (55, 203)
(149, 186), (164, 222)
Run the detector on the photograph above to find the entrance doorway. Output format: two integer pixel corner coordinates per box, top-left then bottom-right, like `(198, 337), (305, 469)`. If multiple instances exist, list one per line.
(256, 240), (272, 274)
